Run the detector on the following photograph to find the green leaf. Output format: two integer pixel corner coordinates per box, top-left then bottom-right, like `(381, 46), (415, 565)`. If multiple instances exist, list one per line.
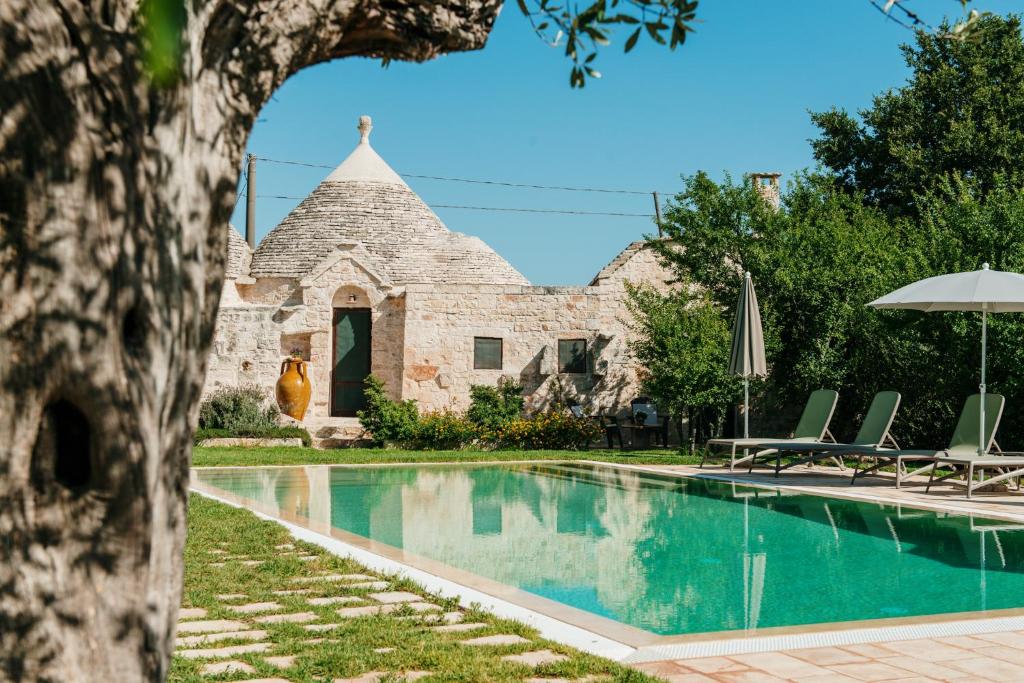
(624, 26), (642, 52)
(645, 22), (667, 45)
(140, 0), (185, 86)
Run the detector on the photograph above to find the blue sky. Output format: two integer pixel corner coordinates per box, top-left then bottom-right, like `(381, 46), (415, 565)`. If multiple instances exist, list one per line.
(231, 1), (1009, 285)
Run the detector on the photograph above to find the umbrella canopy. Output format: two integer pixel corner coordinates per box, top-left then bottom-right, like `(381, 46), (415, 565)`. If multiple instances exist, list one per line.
(729, 272), (767, 437)
(868, 263), (1024, 455)
(729, 272), (768, 377)
(869, 264), (1024, 313)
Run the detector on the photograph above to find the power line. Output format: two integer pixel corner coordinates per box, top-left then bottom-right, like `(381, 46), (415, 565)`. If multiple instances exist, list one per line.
(432, 204), (654, 217)
(233, 170), (248, 211)
(255, 157), (331, 170)
(252, 155), (671, 196)
(255, 194), (654, 218)
(404, 174), (652, 196)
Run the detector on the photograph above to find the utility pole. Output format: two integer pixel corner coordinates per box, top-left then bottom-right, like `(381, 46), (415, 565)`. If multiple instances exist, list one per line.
(652, 191), (663, 238)
(245, 153), (256, 249)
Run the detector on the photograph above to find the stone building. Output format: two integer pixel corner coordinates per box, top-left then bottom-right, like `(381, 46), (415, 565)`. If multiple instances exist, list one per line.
(204, 116), (674, 440)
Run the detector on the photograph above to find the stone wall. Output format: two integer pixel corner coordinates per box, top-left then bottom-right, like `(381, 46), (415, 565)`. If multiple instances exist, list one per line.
(399, 284), (634, 415)
(203, 304), (282, 399)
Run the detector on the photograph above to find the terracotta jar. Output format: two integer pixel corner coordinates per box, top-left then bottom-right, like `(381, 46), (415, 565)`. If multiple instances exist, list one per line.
(276, 357), (312, 421)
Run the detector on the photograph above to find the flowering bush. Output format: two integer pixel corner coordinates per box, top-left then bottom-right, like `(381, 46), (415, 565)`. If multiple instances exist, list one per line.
(358, 377), (601, 450)
(483, 411), (602, 451)
(412, 410), (479, 450)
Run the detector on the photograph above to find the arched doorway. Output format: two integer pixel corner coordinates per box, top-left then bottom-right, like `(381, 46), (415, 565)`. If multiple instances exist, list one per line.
(331, 286), (372, 417)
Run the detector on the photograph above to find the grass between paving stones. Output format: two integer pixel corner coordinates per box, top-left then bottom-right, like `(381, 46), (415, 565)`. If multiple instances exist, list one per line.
(171, 494), (659, 683)
(191, 447), (701, 468)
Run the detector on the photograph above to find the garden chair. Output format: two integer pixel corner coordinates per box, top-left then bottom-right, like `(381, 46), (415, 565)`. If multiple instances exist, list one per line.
(749, 390), (901, 477)
(621, 399), (670, 449)
(702, 389), (839, 471)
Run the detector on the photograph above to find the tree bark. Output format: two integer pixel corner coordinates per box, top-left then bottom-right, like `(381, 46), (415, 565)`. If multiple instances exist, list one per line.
(0, 1), (501, 679)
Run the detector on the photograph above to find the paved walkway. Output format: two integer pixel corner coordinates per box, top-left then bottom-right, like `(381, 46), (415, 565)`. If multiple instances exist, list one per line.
(643, 461), (1024, 522)
(632, 634), (1024, 682)
(175, 540), (613, 683)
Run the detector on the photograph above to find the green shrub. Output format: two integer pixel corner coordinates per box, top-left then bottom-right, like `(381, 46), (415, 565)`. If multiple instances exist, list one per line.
(467, 378), (524, 429)
(483, 411), (603, 450)
(412, 410), (479, 450)
(357, 375), (420, 446)
(193, 425), (312, 447)
(198, 385), (279, 432)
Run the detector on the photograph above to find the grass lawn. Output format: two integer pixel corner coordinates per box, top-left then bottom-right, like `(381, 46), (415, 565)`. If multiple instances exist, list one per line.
(172, 494), (657, 682)
(192, 446), (703, 468)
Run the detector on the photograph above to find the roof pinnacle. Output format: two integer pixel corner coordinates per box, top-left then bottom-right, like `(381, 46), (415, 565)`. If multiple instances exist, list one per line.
(358, 115), (372, 144)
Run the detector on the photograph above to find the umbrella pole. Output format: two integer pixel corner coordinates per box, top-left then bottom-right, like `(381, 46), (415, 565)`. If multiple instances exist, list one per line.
(980, 308), (988, 456)
(744, 377), (750, 439)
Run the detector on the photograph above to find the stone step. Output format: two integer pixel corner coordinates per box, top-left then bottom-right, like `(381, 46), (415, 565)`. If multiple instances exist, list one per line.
(299, 417), (371, 449)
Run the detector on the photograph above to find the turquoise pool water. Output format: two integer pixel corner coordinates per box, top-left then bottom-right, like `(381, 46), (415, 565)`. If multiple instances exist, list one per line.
(194, 463), (1024, 636)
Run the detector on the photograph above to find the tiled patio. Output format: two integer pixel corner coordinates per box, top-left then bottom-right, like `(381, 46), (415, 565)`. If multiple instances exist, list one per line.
(632, 633), (1024, 682)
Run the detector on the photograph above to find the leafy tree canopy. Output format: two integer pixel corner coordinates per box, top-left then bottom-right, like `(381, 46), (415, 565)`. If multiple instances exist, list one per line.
(810, 14), (1024, 212)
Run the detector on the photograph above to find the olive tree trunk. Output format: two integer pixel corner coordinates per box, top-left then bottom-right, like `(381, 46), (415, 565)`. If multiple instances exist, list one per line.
(0, 1), (500, 679)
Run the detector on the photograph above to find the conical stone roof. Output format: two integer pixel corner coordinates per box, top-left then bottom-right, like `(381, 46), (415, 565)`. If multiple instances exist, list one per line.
(225, 223), (251, 279)
(249, 116), (529, 285)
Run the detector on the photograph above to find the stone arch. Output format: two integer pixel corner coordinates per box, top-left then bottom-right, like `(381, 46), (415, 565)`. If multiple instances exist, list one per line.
(332, 284), (374, 309)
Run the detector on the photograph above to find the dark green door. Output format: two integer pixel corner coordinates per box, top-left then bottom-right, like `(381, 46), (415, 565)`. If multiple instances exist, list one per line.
(331, 308), (371, 416)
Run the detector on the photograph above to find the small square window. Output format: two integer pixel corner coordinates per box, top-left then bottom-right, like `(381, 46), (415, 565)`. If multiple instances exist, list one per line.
(474, 337), (503, 370)
(558, 339), (587, 374)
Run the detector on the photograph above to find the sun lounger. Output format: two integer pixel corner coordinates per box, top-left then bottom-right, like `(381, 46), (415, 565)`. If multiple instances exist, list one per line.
(750, 391), (901, 477)
(702, 389), (839, 471)
(922, 396), (1023, 498)
(842, 393), (1004, 490)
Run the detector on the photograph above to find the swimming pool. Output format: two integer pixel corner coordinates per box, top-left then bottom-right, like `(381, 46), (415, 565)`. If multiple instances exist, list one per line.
(192, 462), (1024, 640)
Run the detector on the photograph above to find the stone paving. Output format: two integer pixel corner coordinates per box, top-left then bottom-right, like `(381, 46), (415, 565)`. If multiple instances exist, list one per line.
(631, 634), (1024, 682)
(174, 541), (608, 683)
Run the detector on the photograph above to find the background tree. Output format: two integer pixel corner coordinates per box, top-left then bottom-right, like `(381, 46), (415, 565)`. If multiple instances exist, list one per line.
(626, 283), (738, 446)
(811, 14), (1024, 212)
(640, 14), (1024, 448)
(648, 171), (1024, 448)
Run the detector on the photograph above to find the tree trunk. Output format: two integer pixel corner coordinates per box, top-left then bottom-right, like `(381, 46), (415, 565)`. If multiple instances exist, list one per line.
(0, 1), (500, 679)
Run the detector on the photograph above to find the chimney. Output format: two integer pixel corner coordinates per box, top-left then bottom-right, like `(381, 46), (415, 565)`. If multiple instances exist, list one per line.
(751, 172), (781, 210)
